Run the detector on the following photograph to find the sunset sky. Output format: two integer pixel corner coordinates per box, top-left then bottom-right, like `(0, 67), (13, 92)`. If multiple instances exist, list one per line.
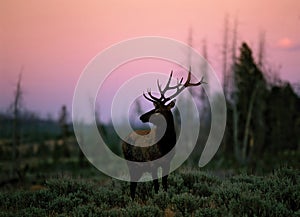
(1, 0), (300, 119)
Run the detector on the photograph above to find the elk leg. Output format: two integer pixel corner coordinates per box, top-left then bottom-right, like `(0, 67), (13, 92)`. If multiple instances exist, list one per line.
(162, 163), (170, 191)
(152, 169), (159, 193)
(162, 175), (168, 191)
(128, 163), (141, 200)
(153, 179), (159, 193)
(130, 182), (137, 200)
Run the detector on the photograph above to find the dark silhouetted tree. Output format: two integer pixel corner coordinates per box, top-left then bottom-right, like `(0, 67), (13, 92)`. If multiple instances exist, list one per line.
(58, 105), (70, 158)
(11, 73), (23, 178)
(265, 83), (300, 152)
(257, 31), (266, 69)
(233, 42), (268, 165)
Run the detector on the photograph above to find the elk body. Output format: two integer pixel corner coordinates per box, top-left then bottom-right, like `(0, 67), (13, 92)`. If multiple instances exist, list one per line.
(122, 69), (205, 199)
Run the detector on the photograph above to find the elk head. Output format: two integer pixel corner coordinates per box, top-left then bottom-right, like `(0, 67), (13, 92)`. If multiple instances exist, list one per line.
(140, 100), (175, 124)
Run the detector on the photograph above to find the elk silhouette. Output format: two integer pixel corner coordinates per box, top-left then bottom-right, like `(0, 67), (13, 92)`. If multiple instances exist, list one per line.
(122, 69), (205, 199)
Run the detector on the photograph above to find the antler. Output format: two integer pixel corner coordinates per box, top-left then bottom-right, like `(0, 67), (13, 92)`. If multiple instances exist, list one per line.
(143, 67), (206, 104)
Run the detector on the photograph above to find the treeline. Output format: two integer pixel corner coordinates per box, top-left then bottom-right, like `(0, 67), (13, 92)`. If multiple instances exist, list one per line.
(0, 111), (60, 142)
(220, 42), (300, 167)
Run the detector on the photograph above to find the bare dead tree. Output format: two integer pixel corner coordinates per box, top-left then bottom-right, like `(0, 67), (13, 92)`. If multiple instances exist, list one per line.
(241, 82), (259, 162)
(200, 38), (209, 110)
(257, 31), (266, 69)
(186, 27), (198, 98)
(76, 118), (86, 167)
(222, 14), (230, 98)
(187, 27), (193, 67)
(201, 38), (209, 84)
(58, 105), (69, 142)
(231, 16), (239, 155)
(11, 72), (23, 178)
(231, 16), (238, 66)
(58, 105), (70, 158)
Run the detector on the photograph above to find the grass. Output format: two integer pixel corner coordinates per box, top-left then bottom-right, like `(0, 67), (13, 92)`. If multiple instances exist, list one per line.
(0, 167), (299, 217)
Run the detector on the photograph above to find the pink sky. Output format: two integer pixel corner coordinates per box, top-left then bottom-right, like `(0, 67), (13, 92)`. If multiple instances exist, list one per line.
(1, 0), (300, 118)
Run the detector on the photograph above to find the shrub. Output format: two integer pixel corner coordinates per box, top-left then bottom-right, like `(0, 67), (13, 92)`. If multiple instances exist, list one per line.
(192, 183), (213, 197)
(151, 191), (170, 210)
(18, 207), (47, 217)
(167, 173), (187, 195)
(125, 204), (162, 217)
(71, 204), (104, 217)
(171, 193), (199, 216)
(228, 194), (292, 217)
(46, 178), (93, 196)
(0, 167), (299, 216)
(212, 183), (241, 209)
(100, 208), (125, 217)
(93, 187), (128, 208)
(134, 181), (155, 202)
(49, 196), (77, 213)
(195, 208), (222, 217)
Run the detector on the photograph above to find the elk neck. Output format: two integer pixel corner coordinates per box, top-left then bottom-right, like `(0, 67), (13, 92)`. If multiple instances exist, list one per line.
(156, 111), (176, 155)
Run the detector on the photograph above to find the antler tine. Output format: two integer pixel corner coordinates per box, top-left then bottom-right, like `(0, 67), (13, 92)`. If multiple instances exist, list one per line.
(158, 71), (182, 94)
(184, 67), (192, 86)
(202, 77), (207, 84)
(157, 79), (163, 95)
(183, 67), (193, 86)
(152, 70), (178, 103)
(179, 77), (184, 84)
(162, 67), (206, 102)
(148, 91), (161, 102)
(143, 91), (157, 103)
(159, 70), (175, 94)
(183, 67), (206, 87)
(143, 87), (164, 103)
(165, 70), (173, 89)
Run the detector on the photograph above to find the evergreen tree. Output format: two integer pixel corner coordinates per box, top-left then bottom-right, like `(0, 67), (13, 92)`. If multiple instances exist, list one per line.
(266, 83), (300, 152)
(233, 42), (267, 165)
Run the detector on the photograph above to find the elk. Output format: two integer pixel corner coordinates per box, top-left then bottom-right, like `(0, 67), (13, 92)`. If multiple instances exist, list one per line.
(122, 68), (205, 199)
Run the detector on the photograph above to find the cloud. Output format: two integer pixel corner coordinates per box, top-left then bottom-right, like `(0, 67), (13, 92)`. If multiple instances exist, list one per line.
(277, 37), (300, 51)
(277, 37), (293, 48)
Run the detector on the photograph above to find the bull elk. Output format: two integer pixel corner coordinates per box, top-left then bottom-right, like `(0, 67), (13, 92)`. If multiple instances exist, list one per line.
(122, 68), (205, 199)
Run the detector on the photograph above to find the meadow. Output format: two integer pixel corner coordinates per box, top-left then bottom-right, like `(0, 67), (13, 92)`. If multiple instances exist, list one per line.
(0, 163), (299, 217)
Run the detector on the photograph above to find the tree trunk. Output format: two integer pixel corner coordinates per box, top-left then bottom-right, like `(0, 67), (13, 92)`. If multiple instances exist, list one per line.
(242, 84), (259, 164)
(12, 73), (22, 178)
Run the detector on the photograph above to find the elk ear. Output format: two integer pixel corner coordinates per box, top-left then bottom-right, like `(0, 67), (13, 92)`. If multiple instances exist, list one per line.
(166, 100), (176, 110)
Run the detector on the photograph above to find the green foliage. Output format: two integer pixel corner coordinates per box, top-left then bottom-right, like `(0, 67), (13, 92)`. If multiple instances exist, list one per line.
(93, 186), (129, 208)
(150, 191), (170, 210)
(266, 84), (300, 152)
(125, 204), (162, 217)
(171, 193), (199, 216)
(195, 208), (222, 217)
(224, 42), (300, 167)
(0, 168), (299, 216)
(46, 178), (93, 196)
(232, 42), (268, 164)
(18, 207), (47, 217)
(167, 172), (187, 195)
